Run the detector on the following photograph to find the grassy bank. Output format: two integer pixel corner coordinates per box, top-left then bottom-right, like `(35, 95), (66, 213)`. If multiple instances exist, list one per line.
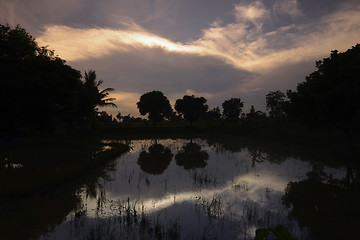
(95, 119), (359, 148)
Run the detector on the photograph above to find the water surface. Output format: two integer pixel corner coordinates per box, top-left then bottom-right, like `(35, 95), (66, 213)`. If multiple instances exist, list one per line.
(0, 136), (360, 240)
(29, 137), (356, 240)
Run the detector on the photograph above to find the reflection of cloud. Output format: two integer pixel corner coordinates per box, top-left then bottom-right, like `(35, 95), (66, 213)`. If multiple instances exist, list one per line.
(101, 169), (291, 216)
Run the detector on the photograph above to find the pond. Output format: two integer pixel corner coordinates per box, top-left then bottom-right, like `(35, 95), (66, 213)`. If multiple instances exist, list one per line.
(1, 136), (359, 240)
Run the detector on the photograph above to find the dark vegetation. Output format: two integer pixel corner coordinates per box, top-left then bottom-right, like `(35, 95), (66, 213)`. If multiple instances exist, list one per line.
(0, 24), (116, 137)
(137, 90), (172, 123)
(1, 23), (360, 240)
(282, 166), (360, 240)
(97, 44), (360, 148)
(0, 135), (130, 239)
(1, 24), (360, 145)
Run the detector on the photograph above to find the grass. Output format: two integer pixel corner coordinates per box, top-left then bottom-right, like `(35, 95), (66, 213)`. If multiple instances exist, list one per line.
(95, 118), (359, 150)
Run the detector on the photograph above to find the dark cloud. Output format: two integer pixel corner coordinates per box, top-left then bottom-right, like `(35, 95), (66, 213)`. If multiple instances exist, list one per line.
(71, 46), (252, 95)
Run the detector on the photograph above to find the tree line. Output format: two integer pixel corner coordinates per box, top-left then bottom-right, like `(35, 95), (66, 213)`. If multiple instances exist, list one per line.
(2, 23), (359, 136)
(265, 45), (360, 134)
(134, 91), (259, 124)
(132, 44), (360, 136)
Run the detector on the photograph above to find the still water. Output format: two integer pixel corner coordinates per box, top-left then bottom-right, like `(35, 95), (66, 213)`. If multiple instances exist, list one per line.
(26, 137), (354, 240)
(2, 136), (358, 240)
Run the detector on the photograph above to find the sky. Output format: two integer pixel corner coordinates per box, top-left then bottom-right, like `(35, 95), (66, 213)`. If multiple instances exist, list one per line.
(1, 0), (360, 117)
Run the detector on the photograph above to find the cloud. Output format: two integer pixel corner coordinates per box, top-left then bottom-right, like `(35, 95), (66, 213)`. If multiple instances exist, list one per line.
(233, 1), (270, 26)
(36, 25), (207, 61)
(5, 0), (360, 116)
(0, 0), (85, 33)
(36, 0), (360, 74)
(273, 0), (302, 18)
(71, 46), (252, 116)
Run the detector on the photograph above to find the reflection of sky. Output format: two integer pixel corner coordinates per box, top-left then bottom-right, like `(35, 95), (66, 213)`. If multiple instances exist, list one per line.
(103, 139), (311, 206)
(39, 138), (346, 239)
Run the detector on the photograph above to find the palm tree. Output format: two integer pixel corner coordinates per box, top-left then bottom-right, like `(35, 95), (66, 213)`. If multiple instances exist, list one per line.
(82, 70), (116, 118)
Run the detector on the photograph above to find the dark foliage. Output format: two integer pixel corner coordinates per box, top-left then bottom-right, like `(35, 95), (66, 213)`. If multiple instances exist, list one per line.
(266, 91), (286, 118)
(81, 70), (116, 120)
(285, 45), (360, 133)
(282, 166), (360, 240)
(204, 107), (222, 120)
(254, 224), (298, 240)
(0, 24), (116, 135)
(137, 91), (173, 123)
(222, 97), (244, 119)
(175, 95), (208, 124)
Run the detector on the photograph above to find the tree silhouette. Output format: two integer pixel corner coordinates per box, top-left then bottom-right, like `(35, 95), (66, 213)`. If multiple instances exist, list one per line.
(175, 142), (209, 170)
(137, 143), (173, 175)
(266, 91), (286, 118)
(222, 97), (244, 119)
(1, 24), (84, 133)
(137, 91), (173, 123)
(175, 95), (208, 124)
(246, 105), (265, 120)
(0, 24), (116, 134)
(285, 44), (360, 133)
(81, 70), (116, 119)
(204, 107), (222, 120)
(0, 24), (38, 60)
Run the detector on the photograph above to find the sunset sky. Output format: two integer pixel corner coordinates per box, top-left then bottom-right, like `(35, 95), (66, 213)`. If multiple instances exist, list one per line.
(1, 0), (360, 117)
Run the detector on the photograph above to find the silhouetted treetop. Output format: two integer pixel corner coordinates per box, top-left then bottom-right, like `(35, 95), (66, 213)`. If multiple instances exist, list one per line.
(0, 24), (116, 134)
(222, 97), (244, 119)
(285, 44), (360, 132)
(266, 91), (286, 118)
(0, 24), (38, 60)
(175, 95), (208, 124)
(81, 70), (116, 119)
(137, 91), (173, 123)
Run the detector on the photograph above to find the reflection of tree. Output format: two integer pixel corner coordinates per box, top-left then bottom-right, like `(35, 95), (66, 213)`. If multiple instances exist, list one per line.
(205, 136), (289, 165)
(248, 147), (267, 167)
(282, 166), (360, 240)
(175, 142), (209, 170)
(0, 139), (129, 240)
(137, 144), (173, 175)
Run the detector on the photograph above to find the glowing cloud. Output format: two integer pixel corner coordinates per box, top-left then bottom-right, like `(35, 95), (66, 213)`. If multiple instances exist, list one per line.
(37, 25), (206, 61)
(33, 1), (360, 116)
(37, 1), (360, 74)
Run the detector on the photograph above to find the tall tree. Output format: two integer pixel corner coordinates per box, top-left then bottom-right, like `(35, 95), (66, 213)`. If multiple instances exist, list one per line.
(222, 97), (244, 119)
(175, 95), (208, 124)
(137, 91), (173, 123)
